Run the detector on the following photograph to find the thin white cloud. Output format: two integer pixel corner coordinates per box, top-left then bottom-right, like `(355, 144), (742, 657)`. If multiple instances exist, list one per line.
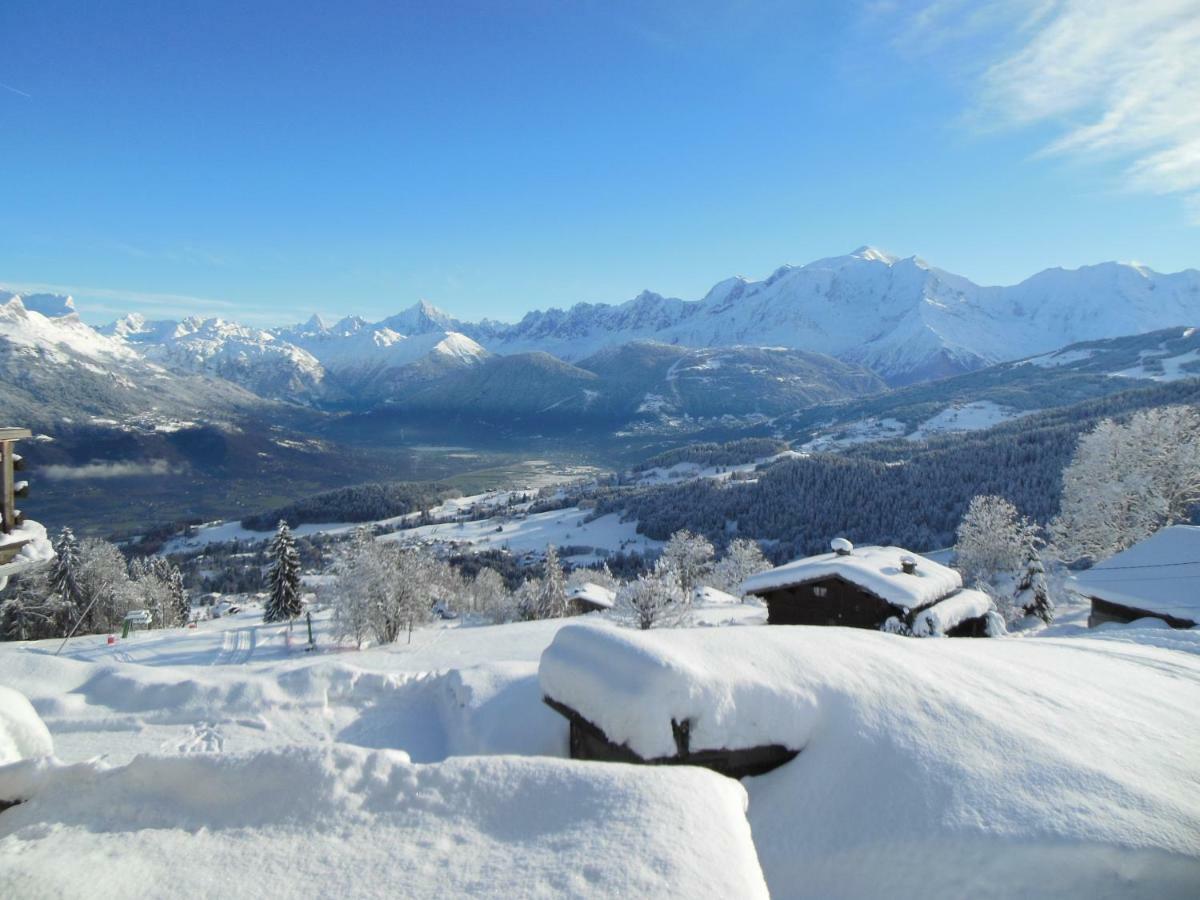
(889, 0), (1200, 218)
(42, 459), (179, 480)
(0, 81), (31, 99)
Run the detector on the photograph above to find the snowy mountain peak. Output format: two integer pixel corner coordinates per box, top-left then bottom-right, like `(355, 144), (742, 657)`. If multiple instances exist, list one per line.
(849, 245), (899, 265)
(380, 299), (460, 336)
(0, 290), (77, 318)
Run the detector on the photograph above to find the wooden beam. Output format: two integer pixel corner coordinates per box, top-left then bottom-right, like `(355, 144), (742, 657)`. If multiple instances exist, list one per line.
(0, 428), (31, 442)
(1, 440), (14, 534)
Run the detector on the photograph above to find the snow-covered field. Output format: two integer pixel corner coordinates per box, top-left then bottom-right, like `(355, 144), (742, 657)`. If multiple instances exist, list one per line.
(629, 450), (805, 486)
(162, 472), (636, 565)
(2, 592), (1198, 898)
(802, 402), (1026, 451)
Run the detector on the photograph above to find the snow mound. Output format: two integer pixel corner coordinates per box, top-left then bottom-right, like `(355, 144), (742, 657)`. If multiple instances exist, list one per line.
(540, 624), (1200, 897)
(0, 746), (768, 899)
(740, 544), (961, 610)
(0, 686), (53, 767)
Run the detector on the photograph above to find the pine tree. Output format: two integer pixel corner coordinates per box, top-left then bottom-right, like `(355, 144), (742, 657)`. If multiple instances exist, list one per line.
(535, 545), (570, 619)
(49, 527), (83, 635)
(264, 520), (303, 623)
(168, 564), (189, 626)
(1013, 544), (1053, 624)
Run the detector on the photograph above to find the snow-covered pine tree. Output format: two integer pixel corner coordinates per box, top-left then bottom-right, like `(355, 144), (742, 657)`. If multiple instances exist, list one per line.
(264, 520), (303, 623)
(536, 545), (570, 620)
(1013, 543), (1053, 624)
(167, 564), (189, 626)
(49, 527), (84, 634)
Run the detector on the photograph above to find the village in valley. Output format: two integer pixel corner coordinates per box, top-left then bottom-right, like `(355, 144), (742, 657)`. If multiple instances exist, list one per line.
(1, 404), (1198, 898)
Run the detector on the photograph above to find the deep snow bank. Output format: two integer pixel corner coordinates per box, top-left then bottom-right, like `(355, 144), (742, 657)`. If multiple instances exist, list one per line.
(0, 746), (768, 899)
(539, 624), (1200, 898)
(0, 685), (53, 767)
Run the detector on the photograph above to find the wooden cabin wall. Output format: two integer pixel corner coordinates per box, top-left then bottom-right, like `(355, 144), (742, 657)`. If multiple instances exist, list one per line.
(1087, 597), (1196, 630)
(763, 577), (897, 629)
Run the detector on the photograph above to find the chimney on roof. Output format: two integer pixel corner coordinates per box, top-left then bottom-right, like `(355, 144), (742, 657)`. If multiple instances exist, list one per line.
(900, 554), (918, 575)
(831, 537), (853, 556)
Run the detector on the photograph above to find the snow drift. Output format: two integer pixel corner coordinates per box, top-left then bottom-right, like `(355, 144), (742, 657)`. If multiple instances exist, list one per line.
(539, 623), (1200, 898)
(0, 746), (769, 899)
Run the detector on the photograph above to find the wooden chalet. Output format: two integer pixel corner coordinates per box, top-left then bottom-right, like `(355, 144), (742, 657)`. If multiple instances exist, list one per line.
(1072, 526), (1200, 629)
(740, 538), (991, 636)
(567, 582), (616, 615)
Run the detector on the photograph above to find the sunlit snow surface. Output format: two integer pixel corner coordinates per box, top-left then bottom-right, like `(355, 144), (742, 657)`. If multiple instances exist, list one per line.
(1, 595), (1198, 898)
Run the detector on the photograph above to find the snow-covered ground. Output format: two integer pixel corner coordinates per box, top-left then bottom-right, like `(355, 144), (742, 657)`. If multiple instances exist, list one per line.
(380, 508), (662, 564)
(2, 591), (1198, 898)
(629, 450), (805, 486)
(802, 402), (1026, 451)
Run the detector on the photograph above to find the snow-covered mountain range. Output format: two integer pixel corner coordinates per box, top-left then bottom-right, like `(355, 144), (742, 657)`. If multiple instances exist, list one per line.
(457, 247), (1200, 384)
(3, 248), (1198, 419)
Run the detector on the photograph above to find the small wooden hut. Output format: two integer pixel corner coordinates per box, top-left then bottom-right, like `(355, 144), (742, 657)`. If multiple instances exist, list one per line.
(567, 582), (616, 615)
(740, 539), (991, 636)
(1072, 526), (1200, 629)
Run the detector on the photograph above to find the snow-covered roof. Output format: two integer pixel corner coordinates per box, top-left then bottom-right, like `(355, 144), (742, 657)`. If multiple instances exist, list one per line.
(740, 544), (962, 610)
(1071, 525), (1200, 623)
(567, 582), (616, 609)
(909, 588), (992, 637)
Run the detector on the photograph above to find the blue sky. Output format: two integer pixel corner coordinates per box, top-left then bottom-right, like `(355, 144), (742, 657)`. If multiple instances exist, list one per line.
(2, 0), (1197, 326)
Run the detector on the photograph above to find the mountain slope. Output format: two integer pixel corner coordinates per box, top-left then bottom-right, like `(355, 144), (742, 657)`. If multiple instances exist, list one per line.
(392, 341), (884, 430)
(782, 326), (1200, 447)
(0, 296), (269, 427)
(103, 314), (327, 402)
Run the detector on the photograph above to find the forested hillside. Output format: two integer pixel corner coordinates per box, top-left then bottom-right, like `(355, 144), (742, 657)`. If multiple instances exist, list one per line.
(595, 379), (1200, 559)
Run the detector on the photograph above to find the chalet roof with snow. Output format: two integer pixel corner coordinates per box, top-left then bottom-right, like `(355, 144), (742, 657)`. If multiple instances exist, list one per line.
(740, 544), (962, 611)
(1071, 526), (1200, 623)
(567, 582), (616, 610)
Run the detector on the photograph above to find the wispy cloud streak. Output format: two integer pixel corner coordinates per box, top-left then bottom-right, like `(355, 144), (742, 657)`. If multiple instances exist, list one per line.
(889, 0), (1200, 221)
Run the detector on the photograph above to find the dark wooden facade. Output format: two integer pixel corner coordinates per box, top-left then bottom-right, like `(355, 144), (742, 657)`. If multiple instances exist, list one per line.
(544, 697), (799, 779)
(0, 428), (31, 566)
(757, 575), (990, 637)
(759, 575), (902, 629)
(1086, 596), (1197, 630)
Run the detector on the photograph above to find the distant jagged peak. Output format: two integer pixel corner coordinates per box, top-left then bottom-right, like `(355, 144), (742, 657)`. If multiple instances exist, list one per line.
(380, 298), (460, 335)
(0, 289), (79, 319)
